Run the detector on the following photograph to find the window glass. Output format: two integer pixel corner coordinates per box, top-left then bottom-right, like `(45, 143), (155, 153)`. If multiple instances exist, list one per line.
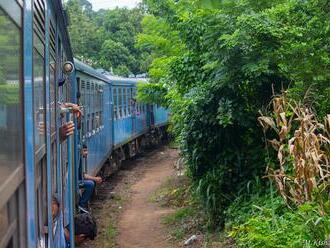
(0, 8), (23, 182)
(33, 35), (45, 152)
(92, 113), (95, 131)
(91, 83), (94, 113)
(87, 114), (90, 133)
(50, 66), (56, 135)
(51, 142), (57, 193)
(113, 88), (117, 119)
(85, 82), (90, 114)
(123, 88), (126, 116)
(118, 88), (122, 118)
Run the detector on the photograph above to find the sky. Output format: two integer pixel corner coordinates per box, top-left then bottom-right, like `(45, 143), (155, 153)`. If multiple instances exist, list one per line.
(88, 0), (142, 10)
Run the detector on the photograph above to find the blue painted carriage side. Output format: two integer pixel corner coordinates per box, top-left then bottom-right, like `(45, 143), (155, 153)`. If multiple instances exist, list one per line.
(154, 105), (170, 127)
(113, 116), (134, 145)
(84, 96), (112, 176)
(135, 107), (148, 135)
(23, 1), (37, 247)
(75, 59), (113, 176)
(110, 77), (150, 147)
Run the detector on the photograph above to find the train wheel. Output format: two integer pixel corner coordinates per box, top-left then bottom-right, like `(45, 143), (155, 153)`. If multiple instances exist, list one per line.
(102, 160), (112, 178)
(137, 137), (146, 154)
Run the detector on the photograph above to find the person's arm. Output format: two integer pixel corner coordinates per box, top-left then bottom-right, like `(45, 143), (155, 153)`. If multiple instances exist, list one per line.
(63, 102), (83, 118)
(59, 121), (75, 143)
(84, 174), (102, 184)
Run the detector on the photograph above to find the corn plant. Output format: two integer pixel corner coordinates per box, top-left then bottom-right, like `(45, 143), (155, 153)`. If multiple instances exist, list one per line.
(258, 94), (330, 207)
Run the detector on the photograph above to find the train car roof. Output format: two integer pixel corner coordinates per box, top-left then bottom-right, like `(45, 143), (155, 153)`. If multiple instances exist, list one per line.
(74, 58), (110, 83)
(74, 58), (149, 86)
(105, 75), (149, 86)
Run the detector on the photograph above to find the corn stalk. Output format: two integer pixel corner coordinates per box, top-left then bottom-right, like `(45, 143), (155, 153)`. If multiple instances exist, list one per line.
(258, 94), (330, 206)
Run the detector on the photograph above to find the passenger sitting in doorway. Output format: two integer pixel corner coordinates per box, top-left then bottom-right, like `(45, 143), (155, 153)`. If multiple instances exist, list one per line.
(52, 195), (67, 248)
(78, 145), (102, 212)
(52, 195), (97, 247)
(64, 213), (97, 246)
(59, 103), (83, 143)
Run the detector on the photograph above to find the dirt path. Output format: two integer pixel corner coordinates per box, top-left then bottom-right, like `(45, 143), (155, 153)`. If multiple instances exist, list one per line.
(117, 147), (177, 248)
(83, 146), (178, 248)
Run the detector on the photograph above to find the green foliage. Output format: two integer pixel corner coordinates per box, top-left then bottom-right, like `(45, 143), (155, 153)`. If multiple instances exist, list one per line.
(228, 193), (330, 248)
(139, 0), (330, 231)
(65, 0), (150, 76)
(136, 82), (168, 106)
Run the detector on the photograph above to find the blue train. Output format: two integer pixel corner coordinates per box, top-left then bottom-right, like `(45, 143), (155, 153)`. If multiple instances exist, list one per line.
(0, 1), (169, 248)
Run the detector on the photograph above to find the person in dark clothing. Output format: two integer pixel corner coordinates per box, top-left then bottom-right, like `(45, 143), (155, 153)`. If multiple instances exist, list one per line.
(64, 213), (97, 246)
(78, 145), (102, 212)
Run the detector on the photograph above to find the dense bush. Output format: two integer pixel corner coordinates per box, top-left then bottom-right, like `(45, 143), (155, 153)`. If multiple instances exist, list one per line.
(138, 0), (330, 229)
(227, 191), (330, 248)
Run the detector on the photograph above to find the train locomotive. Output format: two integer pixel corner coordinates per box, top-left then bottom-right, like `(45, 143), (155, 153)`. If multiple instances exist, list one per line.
(0, 1), (169, 247)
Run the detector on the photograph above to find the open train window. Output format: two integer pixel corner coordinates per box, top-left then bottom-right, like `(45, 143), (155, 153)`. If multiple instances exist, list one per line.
(50, 20), (56, 137)
(90, 83), (94, 114)
(92, 113), (95, 131)
(126, 88), (130, 116)
(86, 81), (90, 116)
(87, 114), (90, 135)
(113, 88), (117, 119)
(123, 88), (127, 117)
(36, 156), (48, 248)
(0, 4), (26, 247)
(118, 88), (122, 118)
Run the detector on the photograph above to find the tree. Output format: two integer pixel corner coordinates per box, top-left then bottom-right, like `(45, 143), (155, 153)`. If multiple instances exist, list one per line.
(137, 0), (330, 227)
(65, 1), (150, 76)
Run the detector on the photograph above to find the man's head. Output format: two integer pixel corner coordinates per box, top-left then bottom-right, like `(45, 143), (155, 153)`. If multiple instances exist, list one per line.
(81, 144), (88, 158)
(74, 213), (97, 245)
(52, 195), (60, 220)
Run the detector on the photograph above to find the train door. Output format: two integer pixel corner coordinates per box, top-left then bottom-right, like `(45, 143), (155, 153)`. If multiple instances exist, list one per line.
(0, 2), (26, 247)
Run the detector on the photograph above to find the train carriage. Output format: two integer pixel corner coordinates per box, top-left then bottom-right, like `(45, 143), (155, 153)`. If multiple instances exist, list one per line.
(0, 0), (78, 247)
(74, 59), (113, 177)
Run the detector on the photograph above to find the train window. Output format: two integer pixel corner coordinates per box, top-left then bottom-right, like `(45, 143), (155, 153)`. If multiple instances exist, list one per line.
(50, 65), (56, 136)
(81, 80), (86, 135)
(51, 143), (57, 193)
(33, 14), (46, 153)
(95, 112), (99, 129)
(91, 83), (95, 114)
(126, 88), (130, 116)
(0, 6), (23, 184)
(87, 114), (90, 134)
(81, 80), (85, 106)
(123, 88), (126, 117)
(86, 81), (90, 115)
(100, 85), (103, 113)
(36, 157), (48, 248)
(92, 113), (95, 131)
(118, 88), (122, 118)
(50, 21), (56, 136)
(113, 88), (117, 119)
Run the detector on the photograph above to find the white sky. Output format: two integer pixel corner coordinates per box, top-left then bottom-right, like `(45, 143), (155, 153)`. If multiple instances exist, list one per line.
(88, 0), (141, 10)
